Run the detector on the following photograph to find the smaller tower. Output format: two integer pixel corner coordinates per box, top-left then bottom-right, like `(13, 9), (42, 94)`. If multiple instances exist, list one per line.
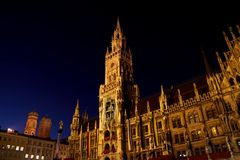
(69, 100), (80, 138)
(38, 115), (52, 138)
(82, 111), (88, 124)
(24, 111), (38, 136)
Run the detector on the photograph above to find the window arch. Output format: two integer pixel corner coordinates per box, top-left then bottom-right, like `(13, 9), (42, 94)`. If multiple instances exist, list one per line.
(104, 157), (110, 160)
(188, 111), (199, 124)
(104, 130), (110, 141)
(104, 143), (110, 154)
(206, 106), (217, 119)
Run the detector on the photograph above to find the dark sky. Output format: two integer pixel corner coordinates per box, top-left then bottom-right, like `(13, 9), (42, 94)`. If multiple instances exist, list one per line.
(0, 3), (240, 139)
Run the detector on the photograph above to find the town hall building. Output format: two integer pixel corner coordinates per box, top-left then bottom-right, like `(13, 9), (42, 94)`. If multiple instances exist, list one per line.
(68, 19), (240, 160)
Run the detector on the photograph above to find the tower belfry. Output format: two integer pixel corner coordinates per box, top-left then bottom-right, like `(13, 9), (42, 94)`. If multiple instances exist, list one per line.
(98, 18), (139, 160)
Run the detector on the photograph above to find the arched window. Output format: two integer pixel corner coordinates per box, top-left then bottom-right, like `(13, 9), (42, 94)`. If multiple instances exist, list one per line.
(104, 143), (110, 154)
(112, 144), (116, 152)
(104, 130), (110, 141)
(172, 116), (182, 128)
(104, 157), (110, 160)
(206, 106), (217, 119)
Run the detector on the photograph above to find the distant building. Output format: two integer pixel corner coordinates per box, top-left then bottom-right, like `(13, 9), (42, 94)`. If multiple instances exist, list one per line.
(38, 116), (52, 139)
(0, 129), (54, 160)
(24, 112), (38, 136)
(0, 129), (69, 160)
(68, 19), (240, 160)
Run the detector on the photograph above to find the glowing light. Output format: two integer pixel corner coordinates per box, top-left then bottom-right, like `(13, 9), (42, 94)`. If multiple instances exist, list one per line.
(31, 154), (34, 159)
(36, 155), (39, 159)
(7, 128), (14, 133)
(41, 156), (44, 160)
(25, 154), (29, 158)
(20, 146), (24, 151)
(16, 146), (19, 151)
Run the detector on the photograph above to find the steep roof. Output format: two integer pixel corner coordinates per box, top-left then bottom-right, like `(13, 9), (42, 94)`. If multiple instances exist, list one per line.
(135, 74), (208, 116)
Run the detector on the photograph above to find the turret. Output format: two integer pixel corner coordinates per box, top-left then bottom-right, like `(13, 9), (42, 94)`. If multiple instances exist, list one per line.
(38, 115), (52, 138)
(178, 89), (183, 106)
(24, 111), (38, 136)
(69, 100), (80, 138)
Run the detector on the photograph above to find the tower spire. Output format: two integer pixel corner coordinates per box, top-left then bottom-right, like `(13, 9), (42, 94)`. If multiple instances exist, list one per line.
(216, 51), (225, 73)
(74, 99), (80, 117)
(236, 25), (240, 34)
(223, 31), (233, 51)
(201, 49), (211, 75)
(229, 26), (237, 40)
(116, 16), (121, 31)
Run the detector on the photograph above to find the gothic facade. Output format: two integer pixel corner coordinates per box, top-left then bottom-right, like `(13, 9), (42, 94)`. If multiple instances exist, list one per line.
(68, 20), (240, 160)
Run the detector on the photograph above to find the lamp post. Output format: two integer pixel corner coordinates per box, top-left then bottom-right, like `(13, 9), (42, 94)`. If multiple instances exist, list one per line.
(54, 120), (63, 160)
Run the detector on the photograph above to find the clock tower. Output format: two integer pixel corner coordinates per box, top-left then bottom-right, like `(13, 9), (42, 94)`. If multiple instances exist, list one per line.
(98, 19), (139, 160)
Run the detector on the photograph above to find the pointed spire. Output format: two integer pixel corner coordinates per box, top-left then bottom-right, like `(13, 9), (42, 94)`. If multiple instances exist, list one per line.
(87, 122), (89, 131)
(178, 89), (183, 106)
(74, 99), (80, 117)
(161, 85), (164, 97)
(116, 16), (121, 31)
(147, 101), (150, 113)
(94, 120), (97, 129)
(223, 52), (229, 61)
(193, 83), (200, 101)
(201, 48), (211, 74)
(229, 26), (237, 40)
(236, 25), (240, 35)
(216, 51), (225, 72)
(159, 85), (166, 112)
(124, 109), (127, 119)
(223, 31), (233, 51)
(106, 47), (109, 55)
(135, 103), (138, 116)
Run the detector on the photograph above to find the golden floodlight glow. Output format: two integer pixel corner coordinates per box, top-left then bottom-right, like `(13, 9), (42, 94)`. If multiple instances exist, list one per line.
(7, 128), (14, 133)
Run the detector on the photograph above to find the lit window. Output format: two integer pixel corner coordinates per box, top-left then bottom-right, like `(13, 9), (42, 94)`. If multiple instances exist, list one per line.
(31, 154), (34, 159)
(16, 146), (19, 151)
(20, 146), (24, 151)
(25, 154), (29, 158)
(36, 155), (39, 159)
(41, 156), (44, 160)
(7, 145), (10, 149)
(11, 145), (15, 149)
(211, 127), (217, 137)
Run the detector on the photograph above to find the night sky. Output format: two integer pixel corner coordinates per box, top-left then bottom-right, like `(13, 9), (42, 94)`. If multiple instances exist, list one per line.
(0, 3), (240, 139)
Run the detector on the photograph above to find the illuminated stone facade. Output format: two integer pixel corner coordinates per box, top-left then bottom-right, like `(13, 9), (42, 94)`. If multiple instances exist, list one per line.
(68, 20), (240, 159)
(0, 129), (69, 160)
